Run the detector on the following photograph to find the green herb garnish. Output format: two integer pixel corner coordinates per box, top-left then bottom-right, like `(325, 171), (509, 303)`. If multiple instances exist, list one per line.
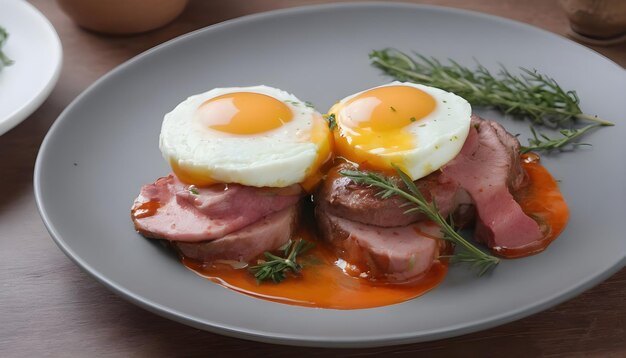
(369, 48), (613, 128)
(286, 99), (316, 109)
(325, 113), (337, 131)
(188, 185), (199, 195)
(520, 124), (599, 153)
(0, 26), (14, 69)
(340, 165), (499, 276)
(249, 239), (315, 283)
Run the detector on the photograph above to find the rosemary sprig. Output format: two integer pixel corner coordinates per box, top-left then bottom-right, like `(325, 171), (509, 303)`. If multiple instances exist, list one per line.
(340, 166), (499, 276)
(0, 26), (14, 69)
(248, 239), (315, 283)
(370, 48), (613, 128)
(520, 124), (600, 153)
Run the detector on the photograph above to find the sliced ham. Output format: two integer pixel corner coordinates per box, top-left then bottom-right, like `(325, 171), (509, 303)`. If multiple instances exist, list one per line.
(131, 174), (301, 242)
(316, 208), (443, 282)
(486, 117), (527, 191)
(174, 205), (299, 263)
(440, 117), (545, 251)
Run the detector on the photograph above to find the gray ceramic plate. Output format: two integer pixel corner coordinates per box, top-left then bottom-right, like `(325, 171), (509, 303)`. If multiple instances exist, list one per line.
(34, 2), (626, 348)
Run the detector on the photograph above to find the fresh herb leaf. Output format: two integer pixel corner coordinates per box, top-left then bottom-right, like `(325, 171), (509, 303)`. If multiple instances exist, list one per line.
(369, 48), (613, 128)
(188, 185), (199, 195)
(248, 239), (315, 283)
(340, 166), (499, 276)
(521, 124), (599, 153)
(286, 100), (315, 109)
(325, 113), (337, 131)
(0, 26), (14, 69)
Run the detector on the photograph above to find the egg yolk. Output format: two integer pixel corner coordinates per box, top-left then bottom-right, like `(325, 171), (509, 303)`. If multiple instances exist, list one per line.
(330, 85), (436, 172)
(196, 92), (293, 135)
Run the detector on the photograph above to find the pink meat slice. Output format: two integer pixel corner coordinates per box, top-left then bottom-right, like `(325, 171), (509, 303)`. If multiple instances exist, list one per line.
(316, 208), (442, 282)
(174, 205), (299, 263)
(131, 174), (301, 242)
(441, 118), (545, 251)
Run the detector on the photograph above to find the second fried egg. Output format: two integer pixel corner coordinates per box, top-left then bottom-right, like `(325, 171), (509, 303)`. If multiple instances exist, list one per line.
(328, 81), (471, 180)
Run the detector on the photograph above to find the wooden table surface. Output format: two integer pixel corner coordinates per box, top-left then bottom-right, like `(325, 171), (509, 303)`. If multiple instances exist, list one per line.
(2, 0), (625, 356)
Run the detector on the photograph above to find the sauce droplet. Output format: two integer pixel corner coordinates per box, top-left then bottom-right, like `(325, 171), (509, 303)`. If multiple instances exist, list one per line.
(132, 201), (161, 219)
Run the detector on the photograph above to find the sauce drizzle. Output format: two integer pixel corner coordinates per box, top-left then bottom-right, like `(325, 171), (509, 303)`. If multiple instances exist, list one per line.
(132, 200), (161, 219)
(182, 228), (448, 309)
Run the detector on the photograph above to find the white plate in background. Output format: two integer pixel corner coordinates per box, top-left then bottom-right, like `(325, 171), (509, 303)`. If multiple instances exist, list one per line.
(0, 0), (62, 136)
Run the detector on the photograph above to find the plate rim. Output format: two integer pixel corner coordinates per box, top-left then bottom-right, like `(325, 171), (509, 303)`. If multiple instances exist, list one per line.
(0, 0), (63, 136)
(34, 1), (626, 348)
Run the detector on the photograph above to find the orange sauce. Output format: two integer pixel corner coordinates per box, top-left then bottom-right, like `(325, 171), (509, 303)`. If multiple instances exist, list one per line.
(131, 200), (161, 219)
(503, 153), (569, 258)
(181, 226), (448, 309)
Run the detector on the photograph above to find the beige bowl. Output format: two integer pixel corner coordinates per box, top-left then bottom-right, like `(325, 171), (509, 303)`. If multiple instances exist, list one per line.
(57, 0), (189, 35)
(559, 0), (626, 39)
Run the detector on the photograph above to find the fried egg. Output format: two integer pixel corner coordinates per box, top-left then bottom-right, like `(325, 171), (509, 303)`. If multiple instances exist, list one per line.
(160, 85), (332, 188)
(328, 81), (471, 180)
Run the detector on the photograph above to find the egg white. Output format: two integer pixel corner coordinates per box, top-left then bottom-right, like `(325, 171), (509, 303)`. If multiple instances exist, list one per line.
(160, 85), (325, 187)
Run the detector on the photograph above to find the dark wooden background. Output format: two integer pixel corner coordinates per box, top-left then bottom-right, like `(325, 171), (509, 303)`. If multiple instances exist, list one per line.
(1, 1), (625, 356)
